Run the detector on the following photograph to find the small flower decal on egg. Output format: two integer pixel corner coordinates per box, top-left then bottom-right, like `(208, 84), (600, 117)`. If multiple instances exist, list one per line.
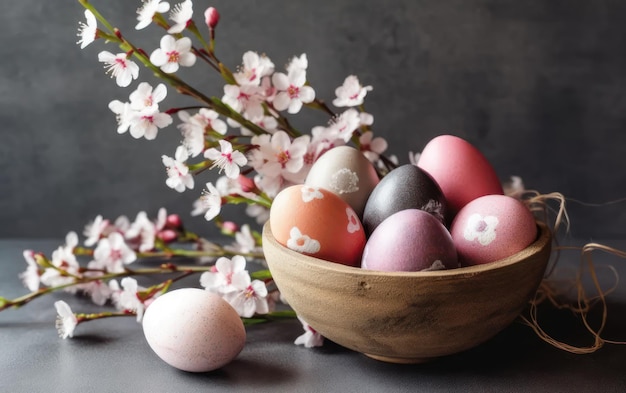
(329, 168), (359, 195)
(464, 213), (499, 246)
(287, 227), (321, 254)
(300, 186), (324, 203)
(346, 208), (361, 234)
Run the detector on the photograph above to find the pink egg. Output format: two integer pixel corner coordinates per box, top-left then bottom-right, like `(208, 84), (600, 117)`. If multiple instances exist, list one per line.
(450, 195), (537, 266)
(362, 209), (458, 272)
(417, 135), (503, 219)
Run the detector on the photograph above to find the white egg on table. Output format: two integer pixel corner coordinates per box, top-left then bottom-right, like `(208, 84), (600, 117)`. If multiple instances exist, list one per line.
(142, 288), (246, 372)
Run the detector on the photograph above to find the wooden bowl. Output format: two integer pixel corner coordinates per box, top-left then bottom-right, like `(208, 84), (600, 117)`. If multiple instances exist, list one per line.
(262, 222), (552, 363)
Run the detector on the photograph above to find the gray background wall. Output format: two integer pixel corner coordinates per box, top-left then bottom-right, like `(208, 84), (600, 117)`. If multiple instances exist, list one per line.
(2, 0), (626, 240)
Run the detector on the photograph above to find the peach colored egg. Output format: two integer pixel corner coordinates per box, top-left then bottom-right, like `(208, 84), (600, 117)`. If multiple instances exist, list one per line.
(269, 185), (366, 266)
(450, 195), (537, 266)
(142, 288), (245, 372)
(362, 209), (458, 272)
(305, 146), (380, 218)
(417, 135), (503, 220)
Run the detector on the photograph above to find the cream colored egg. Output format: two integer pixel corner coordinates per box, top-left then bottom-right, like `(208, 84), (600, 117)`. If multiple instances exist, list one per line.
(305, 146), (379, 217)
(142, 288), (245, 372)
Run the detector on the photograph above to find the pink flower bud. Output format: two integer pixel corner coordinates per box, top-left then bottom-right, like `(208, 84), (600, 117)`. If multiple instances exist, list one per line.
(238, 175), (256, 193)
(158, 229), (178, 243)
(204, 7), (220, 29)
(221, 221), (238, 235)
(166, 214), (183, 229)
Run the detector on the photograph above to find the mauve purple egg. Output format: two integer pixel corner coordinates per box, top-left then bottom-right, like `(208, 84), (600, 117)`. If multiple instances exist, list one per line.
(361, 209), (458, 272)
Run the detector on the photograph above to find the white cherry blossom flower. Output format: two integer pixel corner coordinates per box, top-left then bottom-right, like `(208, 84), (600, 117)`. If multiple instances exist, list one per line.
(19, 250), (40, 292)
(125, 211), (157, 252)
(222, 84), (265, 118)
(246, 204), (270, 225)
(78, 275), (113, 306)
(108, 100), (134, 135)
(409, 151), (422, 166)
(359, 131), (387, 162)
(128, 107), (173, 140)
(129, 82), (167, 111)
(223, 273), (269, 318)
(329, 108), (372, 142)
(162, 145), (194, 192)
(136, 0), (170, 30)
(332, 75), (373, 107)
(201, 182), (222, 221)
(112, 277), (147, 322)
(464, 213), (499, 246)
(83, 215), (112, 247)
(54, 301), (78, 339)
(150, 35), (196, 73)
(294, 316), (324, 348)
(92, 232), (137, 273)
(40, 233), (81, 290)
(167, 0), (193, 33)
(232, 224), (260, 254)
(77, 9), (97, 49)
(204, 140), (248, 179)
(234, 51), (275, 86)
(286, 53), (308, 74)
(97, 51), (139, 87)
(272, 68), (315, 114)
(199, 255), (248, 294)
(250, 131), (310, 177)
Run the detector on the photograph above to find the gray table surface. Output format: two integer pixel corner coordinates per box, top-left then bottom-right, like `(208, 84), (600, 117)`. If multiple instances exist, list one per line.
(1, 238), (625, 393)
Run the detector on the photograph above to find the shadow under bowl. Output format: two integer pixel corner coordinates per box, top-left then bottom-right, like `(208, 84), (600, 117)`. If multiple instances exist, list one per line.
(262, 222), (552, 363)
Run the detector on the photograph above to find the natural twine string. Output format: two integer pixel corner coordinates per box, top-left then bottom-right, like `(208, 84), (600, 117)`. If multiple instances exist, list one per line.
(513, 190), (626, 354)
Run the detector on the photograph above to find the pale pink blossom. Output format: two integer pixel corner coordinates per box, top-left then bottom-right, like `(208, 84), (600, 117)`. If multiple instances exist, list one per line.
(234, 51), (275, 86)
(79, 276), (113, 306)
(125, 211), (157, 252)
(222, 84), (265, 118)
(19, 250), (40, 292)
(359, 131), (387, 162)
(199, 182), (223, 221)
(167, 0), (193, 33)
(92, 232), (137, 273)
(246, 204), (270, 225)
(332, 75), (373, 107)
(286, 53), (308, 74)
(83, 215), (112, 247)
(162, 145), (194, 192)
(108, 100), (134, 135)
(128, 107), (173, 140)
(77, 9), (97, 49)
(54, 301), (78, 339)
(223, 274), (269, 318)
(294, 316), (324, 348)
(150, 35), (196, 73)
(136, 0), (170, 30)
(199, 255), (247, 294)
(97, 51), (139, 88)
(129, 82), (167, 111)
(111, 277), (148, 322)
(249, 131), (310, 178)
(329, 108), (372, 142)
(204, 140), (248, 179)
(272, 68), (315, 114)
(40, 232), (80, 290)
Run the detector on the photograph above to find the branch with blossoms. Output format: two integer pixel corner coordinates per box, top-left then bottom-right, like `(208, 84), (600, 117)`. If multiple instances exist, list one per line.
(4, 0), (398, 348)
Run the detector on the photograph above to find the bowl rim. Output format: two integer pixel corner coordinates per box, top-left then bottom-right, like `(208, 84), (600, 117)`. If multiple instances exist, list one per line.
(262, 221), (552, 279)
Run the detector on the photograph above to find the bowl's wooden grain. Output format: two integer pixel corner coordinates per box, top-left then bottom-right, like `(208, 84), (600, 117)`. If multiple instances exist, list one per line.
(262, 222), (552, 363)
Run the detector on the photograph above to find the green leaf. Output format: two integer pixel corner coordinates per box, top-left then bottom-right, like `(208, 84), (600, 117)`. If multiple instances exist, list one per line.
(250, 269), (272, 280)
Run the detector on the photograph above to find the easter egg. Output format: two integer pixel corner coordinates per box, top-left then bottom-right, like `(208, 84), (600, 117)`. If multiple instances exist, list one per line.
(417, 135), (503, 220)
(305, 146), (380, 217)
(142, 288), (246, 372)
(362, 209), (458, 272)
(362, 164), (447, 235)
(269, 185), (366, 266)
(450, 195), (537, 266)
